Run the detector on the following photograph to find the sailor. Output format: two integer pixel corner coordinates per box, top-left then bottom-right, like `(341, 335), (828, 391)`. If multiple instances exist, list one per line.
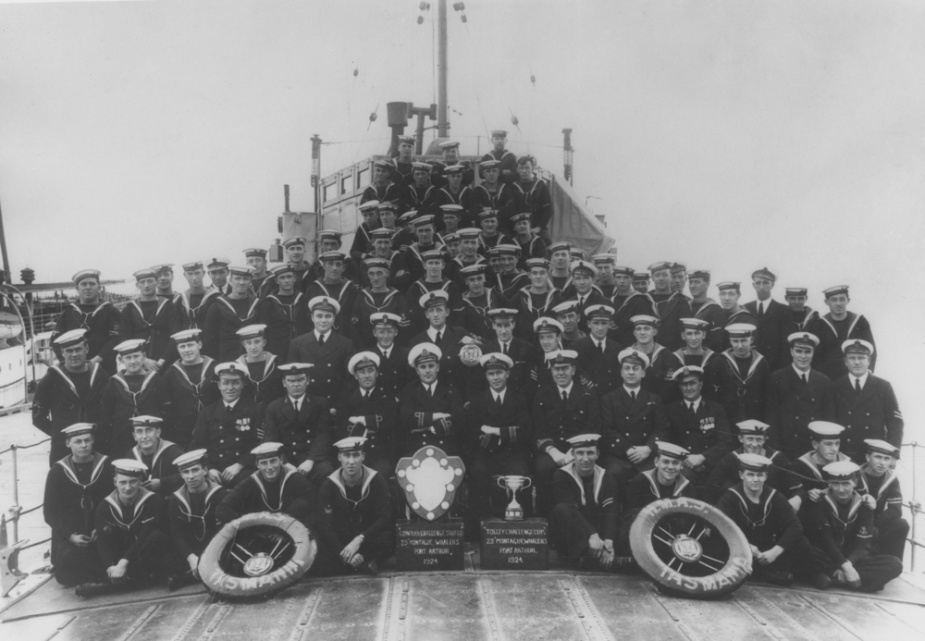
(190, 361), (263, 488)
(531, 349), (603, 514)
(351, 257), (410, 348)
(216, 442), (317, 527)
(561, 261), (606, 320)
(808, 285), (876, 380)
(397, 343), (465, 456)
(432, 140), (474, 187)
(831, 339), (902, 460)
(804, 460), (902, 592)
(305, 230), (362, 286)
(165, 449), (228, 591)
(257, 264), (310, 359)
(573, 304), (622, 396)
(206, 257), (232, 296)
(162, 329), (218, 448)
(99, 339), (169, 456)
(400, 214), (446, 285)
(262, 362), (336, 485)
(632, 271), (650, 294)
(647, 261), (673, 308)
(858, 439), (909, 561)
(511, 258), (561, 341)
(465, 352), (533, 519)
(599, 348), (670, 484)
(315, 437), (394, 576)
(480, 130), (518, 184)
(476, 207), (512, 253)
(405, 247), (463, 335)
(375, 201), (401, 243)
(547, 434), (619, 570)
(552, 300), (586, 348)
(368, 312), (413, 397)
(717, 281), (758, 348)
(409, 290), (472, 390)
(391, 209), (419, 253)
(33, 329), (110, 465)
(511, 155), (552, 238)
(77, 459), (171, 597)
(234, 324), (283, 409)
(403, 161), (441, 218)
(530, 317), (564, 390)
(288, 296), (356, 402)
(655, 262), (692, 351)
(704, 323), (769, 426)
(127, 415), (184, 495)
(434, 165), (480, 227)
(673, 318), (717, 369)
(119, 267), (179, 371)
(688, 269), (726, 352)
(446, 227), (487, 289)
(443, 231), (461, 260)
(202, 265), (261, 361)
(389, 134), (416, 186)
(791, 421), (851, 504)
(704, 419), (802, 511)
(480, 307), (533, 397)
(716, 453), (820, 587)
(43, 423), (112, 587)
(610, 265), (657, 347)
(437, 203), (463, 238)
(458, 263), (512, 340)
(349, 200), (381, 262)
(152, 263), (176, 300)
(664, 366), (734, 488)
(334, 352), (397, 476)
(51, 268), (121, 372)
(175, 261), (220, 330)
(630, 314), (681, 402)
(362, 159), (403, 205)
(784, 287), (818, 332)
(620, 442), (696, 526)
(281, 237), (311, 286)
(591, 253), (618, 299)
(491, 243), (529, 299)
(365, 225), (411, 291)
(744, 267), (792, 371)
(304, 250), (361, 334)
(547, 241), (572, 291)
(240, 249), (269, 298)
(764, 331), (834, 461)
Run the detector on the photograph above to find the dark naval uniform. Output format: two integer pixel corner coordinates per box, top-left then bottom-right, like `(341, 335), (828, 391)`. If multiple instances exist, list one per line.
(43, 453), (112, 585)
(287, 330), (355, 403)
(480, 337), (534, 397)
(174, 289), (220, 331)
(599, 387), (670, 482)
(129, 440), (185, 495)
(99, 371), (170, 455)
(334, 387), (398, 476)
(51, 302), (121, 372)
(831, 374), (903, 460)
(610, 291), (656, 347)
(236, 355), (284, 409)
(745, 299), (792, 371)
(511, 178), (552, 233)
(548, 463), (618, 562)
(162, 358), (219, 448)
(704, 447), (801, 504)
(167, 482), (228, 561)
(350, 289), (409, 348)
(764, 366), (833, 460)
(258, 292), (310, 360)
(808, 312), (876, 380)
(655, 292), (692, 351)
(805, 491), (903, 592)
(190, 398), (264, 486)
(665, 397), (735, 485)
(202, 295), (261, 361)
(465, 387), (533, 518)
(397, 379), (465, 456)
(33, 364), (109, 465)
(263, 393), (336, 484)
(316, 467), (394, 574)
(370, 344), (413, 398)
(640, 345), (682, 403)
(119, 298), (179, 365)
(573, 336), (623, 397)
(858, 465), (909, 560)
(617, 470), (695, 554)
(512, 288), (562, 341)
(705, 350), (770, 427)
(216, 469), (316, 526)
(94, 488), (171, 584)
(459, 288), (512, 340)
(303, 280), (360, 334)
(408, 325), (472, 392)
(791, 452), (852, 497)
(691, 299), (726, 353)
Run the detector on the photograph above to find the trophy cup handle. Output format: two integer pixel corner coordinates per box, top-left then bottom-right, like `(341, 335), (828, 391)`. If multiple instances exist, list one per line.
(521, 477), (532, 490)
(496, 476), (509, 491)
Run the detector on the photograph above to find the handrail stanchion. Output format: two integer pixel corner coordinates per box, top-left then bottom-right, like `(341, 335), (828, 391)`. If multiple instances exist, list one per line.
(10, 443), (19, 544)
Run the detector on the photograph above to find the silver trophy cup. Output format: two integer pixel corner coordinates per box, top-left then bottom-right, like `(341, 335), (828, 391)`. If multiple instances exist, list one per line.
(496, 475), (532, 521)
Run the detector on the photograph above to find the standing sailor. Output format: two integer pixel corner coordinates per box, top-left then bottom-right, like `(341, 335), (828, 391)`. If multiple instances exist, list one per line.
(688, 269), (726, 352)
(480, 130), (517, 184)
(51, 269), (120, 372)
(257, 264), (309, 360)
(744, 267), (792, 371)
(202, 265), (261, 361)
(244, 247), (271, 297)
(119, 267), (179, 371)
(808, 286), (876, 380)
(288, 296), (356, 402)
(175, 261), (219, 330)
(162, 329), (218, 448)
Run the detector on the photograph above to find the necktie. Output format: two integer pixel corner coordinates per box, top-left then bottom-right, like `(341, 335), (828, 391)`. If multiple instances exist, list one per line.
(579, 296), (585, 307)
(801, 374), (807, 385)
(435, 331), (442, 344)
(599, 341), (605, 355)
(759, 302), (765, 317)
(561, 389), (568, 402)
(630, 390), (636, 401)
(429, 385), (434, 397)
(225, 404), (233, 413)
(495, 394), (503, 406)
(318, 333), (325, 346)
(292, 398), (299, 413)
(855, 378), (862, 394)
(688, 402), (696, 415)
(502, 343), (508, 355)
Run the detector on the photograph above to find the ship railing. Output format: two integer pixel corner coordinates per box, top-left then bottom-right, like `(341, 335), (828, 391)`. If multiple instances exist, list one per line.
(901, 441), (924, 571)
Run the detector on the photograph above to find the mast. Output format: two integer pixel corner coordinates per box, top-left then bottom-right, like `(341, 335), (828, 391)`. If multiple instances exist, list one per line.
(437, 0), (448, 137)
(0, 196), (9, 281)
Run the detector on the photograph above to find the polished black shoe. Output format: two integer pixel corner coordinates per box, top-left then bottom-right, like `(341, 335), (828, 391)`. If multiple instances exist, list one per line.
(812, 572), (832, 590)
(75, 581), (118, 598)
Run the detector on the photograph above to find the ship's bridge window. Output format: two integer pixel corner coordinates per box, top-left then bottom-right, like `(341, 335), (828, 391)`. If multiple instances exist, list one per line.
(324, 183), (334, 203)
(356, 166), (369, 189)
(341, 175), (350, 195)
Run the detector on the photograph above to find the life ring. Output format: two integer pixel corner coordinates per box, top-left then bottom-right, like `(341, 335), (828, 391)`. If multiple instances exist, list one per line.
(629, 497), (752, 599)
(198, 511), (316, 598)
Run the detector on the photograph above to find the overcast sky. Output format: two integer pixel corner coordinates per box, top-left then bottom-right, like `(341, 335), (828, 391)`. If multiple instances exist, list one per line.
(1, 0), (923, 442)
